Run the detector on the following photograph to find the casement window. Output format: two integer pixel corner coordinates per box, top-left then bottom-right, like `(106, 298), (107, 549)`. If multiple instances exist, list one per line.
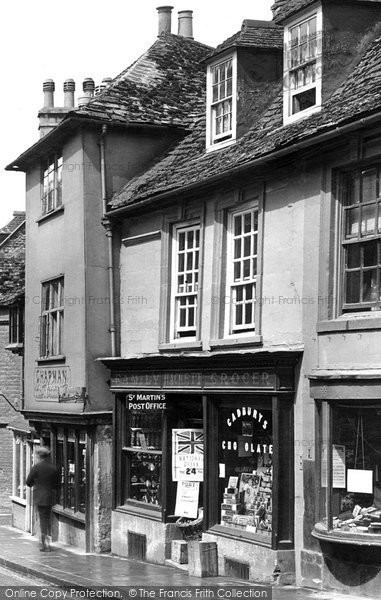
(55, 428), (86, 514)
(9, 305), (24, 345)
(341, 167), (381, 312)
(206, 53), (237, 149)
(226, 208), (258, 334)
(42, 154), (63, 215)
(284, 8), (322, 123)
(171, 225), (200, 340)
(39, 278), (64, 358)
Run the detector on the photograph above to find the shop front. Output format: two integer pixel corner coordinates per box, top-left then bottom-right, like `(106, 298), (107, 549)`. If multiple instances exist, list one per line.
(22, 410), (112, 552)
(106, 353), (298, 582)
(310, 372), (381, 597)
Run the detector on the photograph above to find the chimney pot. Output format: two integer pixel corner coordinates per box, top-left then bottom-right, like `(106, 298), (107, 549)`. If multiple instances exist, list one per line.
(83, 78), (95, 93)
(43, 79), (55, 108)
(157, 6), (173, 36)
(63, 78), (75, 108)
(178, 10), (193, 39)
(102, 77), (112, 85)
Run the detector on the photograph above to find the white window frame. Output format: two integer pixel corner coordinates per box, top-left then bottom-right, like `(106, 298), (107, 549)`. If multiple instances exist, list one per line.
(206, 51), (237, 151)
(224, 205), (259, 336)
(40, 277), (64, 358)
(283, 5), (323, 125)
(41, 153), (63, 215)
(170, 223), (200, 341)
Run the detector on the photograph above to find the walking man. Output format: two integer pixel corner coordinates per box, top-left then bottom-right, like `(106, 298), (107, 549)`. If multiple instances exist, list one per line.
(26, 446), (61, 552)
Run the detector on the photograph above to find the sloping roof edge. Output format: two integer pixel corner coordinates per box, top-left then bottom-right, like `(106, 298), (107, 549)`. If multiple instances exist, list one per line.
(0, 220), (25, 250)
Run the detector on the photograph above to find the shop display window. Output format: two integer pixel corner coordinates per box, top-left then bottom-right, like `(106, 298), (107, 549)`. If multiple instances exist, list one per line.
(218, 405), (273, 540)
(53, 427), (86, 514)
(316, 401), (381, 538)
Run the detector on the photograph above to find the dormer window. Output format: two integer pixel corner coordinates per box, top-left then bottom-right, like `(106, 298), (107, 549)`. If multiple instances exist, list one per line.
(284, 7), (322, 124)
(206, 53), (237, 150)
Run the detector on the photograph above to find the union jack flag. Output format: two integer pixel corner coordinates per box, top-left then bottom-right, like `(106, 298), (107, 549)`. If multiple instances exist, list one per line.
(176, 430), (204, 454)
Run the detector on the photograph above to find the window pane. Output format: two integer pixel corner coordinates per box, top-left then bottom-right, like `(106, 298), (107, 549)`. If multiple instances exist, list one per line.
(234, 262), (241, 281)
(236, 304), (243, 325)
(244, 212), (251, 233)
(346, 271), (361, 304)
(363, 270), (378, 302)
(362, 169), (377, 203)
(345, 207), (359, 238)
(234, 238), (241, 259)
(361, 204), (376, 235)
(364, 241), (378, 267)
(292, 88), (316, 114)
(234, 216), (242, 236)
(347, 244), (361, 269)
(244, 236), (251, 257)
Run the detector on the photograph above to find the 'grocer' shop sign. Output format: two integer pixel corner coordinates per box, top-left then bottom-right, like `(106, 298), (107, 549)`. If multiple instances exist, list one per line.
(112, 369), (276, 390)
(127, 393), (166, 410)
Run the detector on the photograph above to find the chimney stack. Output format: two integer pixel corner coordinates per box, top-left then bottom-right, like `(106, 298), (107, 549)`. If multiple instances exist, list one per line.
(63, 79), (75, 108)
(78, 78), (95, 107)
(157, 6), (173, 35)
(43, 79), (55, 108)
(178, 10), (193, 39)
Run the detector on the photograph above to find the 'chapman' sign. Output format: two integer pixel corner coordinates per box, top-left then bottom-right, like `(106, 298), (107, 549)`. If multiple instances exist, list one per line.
(112, 369), (276, 390)
(34, 367), (71, 402)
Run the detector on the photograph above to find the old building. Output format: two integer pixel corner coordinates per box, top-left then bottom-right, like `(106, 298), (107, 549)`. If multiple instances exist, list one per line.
(6, 7), (213, 553)
(97, 0), (381, 596)
(0, 212), (29, 525)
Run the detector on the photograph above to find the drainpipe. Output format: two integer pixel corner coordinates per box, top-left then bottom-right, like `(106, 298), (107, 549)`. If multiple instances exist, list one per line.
(100, 125), (117, 357)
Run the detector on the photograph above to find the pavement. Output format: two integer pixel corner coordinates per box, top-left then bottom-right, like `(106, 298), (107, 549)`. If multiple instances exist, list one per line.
(0, 526), (377, 600)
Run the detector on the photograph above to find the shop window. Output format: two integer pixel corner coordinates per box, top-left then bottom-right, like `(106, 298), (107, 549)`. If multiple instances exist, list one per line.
(39, 277), (64, 358)
(341, 167), (381, 312)
(283, 8), (322, 124)
(205, 397), (294, 549)
(316, 401), (381, 538)
(225, 208), (259, 335)
(117, 394), (203, 519)
(206, 54), (237, 150)
(54, 427), (86, 514)
(171, 225), (200, 340)
(41, 154), (63, 215)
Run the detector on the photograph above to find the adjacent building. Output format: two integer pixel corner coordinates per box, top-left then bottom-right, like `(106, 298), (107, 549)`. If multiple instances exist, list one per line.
(0, 212), (29, 524)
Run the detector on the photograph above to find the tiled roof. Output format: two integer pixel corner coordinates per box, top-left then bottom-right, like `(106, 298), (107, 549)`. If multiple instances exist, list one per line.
(0, 212), (25, 238)
(208, 20), (283, 58)
(110, 33), (381, 210)
(74, 34), (213, 127)
(271, 0), (317, 23)
(0, 217), (25, 306)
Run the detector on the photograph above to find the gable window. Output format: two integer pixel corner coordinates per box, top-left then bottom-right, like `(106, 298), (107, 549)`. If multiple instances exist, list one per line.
(171, 224), (200, 339)
(42, 154), (63, 215)
(39, 277), (64, 358)
(226, 208), (258, 334)
(207, 53), (237, 150)
(284, 8), (322, 123)
(341, 166), (381, 312)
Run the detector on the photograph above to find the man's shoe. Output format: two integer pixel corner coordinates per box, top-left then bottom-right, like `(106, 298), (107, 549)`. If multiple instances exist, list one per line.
(39, 547), (46, 552)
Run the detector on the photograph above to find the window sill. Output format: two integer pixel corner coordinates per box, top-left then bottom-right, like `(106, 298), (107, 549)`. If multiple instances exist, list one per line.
(206, 138), (236, 153)
(158, 341), (203, 352)
(36, 355), (66, 364)
(312, 522), (381, 547)
(5, 343), (23, 355)
(209, 336), (262, 349)
(115, 502), (162, 522)
(52, 504), (85, 524)
(317, 314), (381, 333)
(36, 205), (64, 224)
(10, 496), (26, 507)
(208, 524), (272, 548)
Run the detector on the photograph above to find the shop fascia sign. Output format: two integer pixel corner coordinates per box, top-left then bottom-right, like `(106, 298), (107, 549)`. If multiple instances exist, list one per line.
(112, 369), (276, 390)
(127, 393), (166, 411)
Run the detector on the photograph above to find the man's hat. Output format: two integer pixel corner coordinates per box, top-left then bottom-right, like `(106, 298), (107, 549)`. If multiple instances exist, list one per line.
(36, 446), (51, 457)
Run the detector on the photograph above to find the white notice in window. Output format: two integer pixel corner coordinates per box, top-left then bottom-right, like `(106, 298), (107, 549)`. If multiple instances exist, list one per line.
(347, 469), (373, 494)
(332, 445), (346, 489)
